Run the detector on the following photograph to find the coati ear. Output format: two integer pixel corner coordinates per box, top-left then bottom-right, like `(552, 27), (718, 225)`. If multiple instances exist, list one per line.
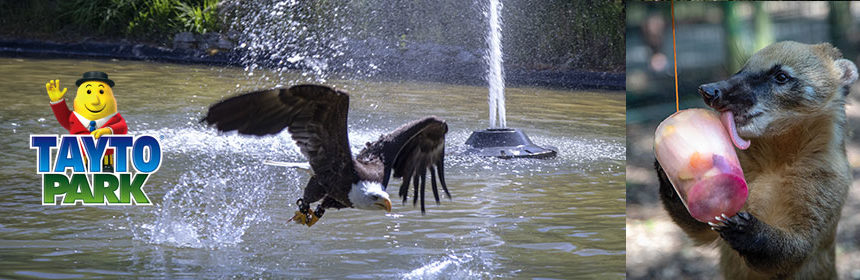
(815, 43), (842, 60)
(835, 59), (858, 87)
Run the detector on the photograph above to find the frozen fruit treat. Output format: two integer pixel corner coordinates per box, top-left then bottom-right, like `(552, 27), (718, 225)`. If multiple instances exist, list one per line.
(654, 108), (749, 223)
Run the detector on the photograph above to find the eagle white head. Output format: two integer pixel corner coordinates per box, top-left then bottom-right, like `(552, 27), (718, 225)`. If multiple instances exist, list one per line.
(348, 181), (392, 212)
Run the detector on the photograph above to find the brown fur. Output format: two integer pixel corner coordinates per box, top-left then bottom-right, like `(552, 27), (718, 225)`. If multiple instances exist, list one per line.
(659, 41), (857, 279)
(721, 114), (850, 279)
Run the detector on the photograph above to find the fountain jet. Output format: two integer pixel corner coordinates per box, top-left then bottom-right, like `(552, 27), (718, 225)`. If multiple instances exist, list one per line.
(486, 0), (506, 129)
(465, 0), (556, 159)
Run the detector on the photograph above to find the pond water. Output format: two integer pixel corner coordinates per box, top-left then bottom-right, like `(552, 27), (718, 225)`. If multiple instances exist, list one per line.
(0, 58), (625, 279)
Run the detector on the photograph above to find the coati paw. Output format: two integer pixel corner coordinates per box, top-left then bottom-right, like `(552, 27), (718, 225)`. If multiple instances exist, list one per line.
(708, 212), (753, 232)
(708, 212), (760, 250)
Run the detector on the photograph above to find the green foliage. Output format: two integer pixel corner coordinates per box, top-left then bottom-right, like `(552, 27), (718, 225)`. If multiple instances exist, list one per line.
(0, 1), (63, 35)
(126, 0), (179, 37)
(46, 0), (222, 41)
(176, 0), (220, 34)
(59, 0), (132, 34)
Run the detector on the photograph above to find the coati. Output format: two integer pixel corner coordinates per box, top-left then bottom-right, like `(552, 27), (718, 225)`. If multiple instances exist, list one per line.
(656, 41), (859, 279)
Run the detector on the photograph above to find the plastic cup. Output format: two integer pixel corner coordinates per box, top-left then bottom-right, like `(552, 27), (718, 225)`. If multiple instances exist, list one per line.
(654, 108), (748, 223)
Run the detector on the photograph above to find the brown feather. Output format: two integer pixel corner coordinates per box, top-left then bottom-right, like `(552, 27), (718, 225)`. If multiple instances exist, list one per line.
(203, 84), (356, 205)
(356, 116), (450, 213)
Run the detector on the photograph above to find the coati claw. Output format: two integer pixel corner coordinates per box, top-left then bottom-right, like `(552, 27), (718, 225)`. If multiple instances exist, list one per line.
(711, 212), (747, 231)
(711, 211), (759, 251)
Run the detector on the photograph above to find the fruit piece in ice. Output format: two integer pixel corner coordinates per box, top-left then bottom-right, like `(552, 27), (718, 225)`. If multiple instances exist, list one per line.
(678, 169), (694, 180)
(689, 151), (713, 173)
(703, 167), (720, 178)
(712, 154), (742, 175)
(685, 173), (749, 223)
(662, 125), (676, 138)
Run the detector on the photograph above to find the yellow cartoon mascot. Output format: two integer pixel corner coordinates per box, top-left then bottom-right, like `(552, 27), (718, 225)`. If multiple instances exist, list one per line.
(45, 71), (128, 172)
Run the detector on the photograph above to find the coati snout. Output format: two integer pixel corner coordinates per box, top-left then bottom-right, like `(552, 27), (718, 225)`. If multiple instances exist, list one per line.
(697, 41), (858, 138)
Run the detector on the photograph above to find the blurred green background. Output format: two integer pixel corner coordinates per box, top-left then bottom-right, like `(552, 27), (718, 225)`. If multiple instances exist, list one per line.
(626, 2), (860, 279)
(627, 1), (860, 123)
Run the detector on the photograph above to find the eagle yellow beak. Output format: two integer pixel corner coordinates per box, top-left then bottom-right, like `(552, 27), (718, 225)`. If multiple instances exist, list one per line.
(376, 198), (392, 212)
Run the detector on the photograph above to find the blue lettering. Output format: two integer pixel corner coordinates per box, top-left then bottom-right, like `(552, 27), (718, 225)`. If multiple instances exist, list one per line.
(54, 136), (85, 173)
(109, 136), (133, 172)
(30, 136), (57, 173)
(132, 136), (161, 173)
(81, 136), (109, 172)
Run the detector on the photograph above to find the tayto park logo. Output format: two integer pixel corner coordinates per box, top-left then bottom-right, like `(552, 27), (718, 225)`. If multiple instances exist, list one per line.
(30, 134), (161, 205)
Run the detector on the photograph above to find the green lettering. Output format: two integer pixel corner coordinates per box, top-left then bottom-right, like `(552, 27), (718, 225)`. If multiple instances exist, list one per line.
(93, 174), (120, 204)
(43, 174), (72, 204)
(120, 174), (150, 205)
(63, 174), (95, 204)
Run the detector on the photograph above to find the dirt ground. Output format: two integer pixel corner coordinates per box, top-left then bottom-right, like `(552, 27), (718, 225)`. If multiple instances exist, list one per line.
(626, 85), (860, 279)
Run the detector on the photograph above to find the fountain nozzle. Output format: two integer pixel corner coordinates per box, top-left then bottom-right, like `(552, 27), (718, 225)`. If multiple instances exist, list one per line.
(464, 128), (557, 159)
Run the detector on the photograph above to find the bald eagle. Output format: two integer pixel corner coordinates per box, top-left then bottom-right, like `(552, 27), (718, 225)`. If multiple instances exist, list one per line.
(202, 84), (450, 226)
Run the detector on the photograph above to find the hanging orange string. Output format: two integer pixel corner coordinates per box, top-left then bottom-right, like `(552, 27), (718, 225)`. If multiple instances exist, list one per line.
(672, 0), (679, 112)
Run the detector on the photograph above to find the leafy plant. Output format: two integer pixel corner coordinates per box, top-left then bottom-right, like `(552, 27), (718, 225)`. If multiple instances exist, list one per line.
(60, 0), (136, 34)
(127, 0), (181, 38)
(55, 0), (222, 41)
(176, 0), (220, 34)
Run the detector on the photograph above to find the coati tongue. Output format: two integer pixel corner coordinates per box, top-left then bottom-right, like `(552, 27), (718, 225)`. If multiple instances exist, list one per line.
(720, 111), (751, 150)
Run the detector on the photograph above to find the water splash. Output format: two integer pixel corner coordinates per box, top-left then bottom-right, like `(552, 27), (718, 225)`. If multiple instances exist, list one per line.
(229, 1), (349, 85)
(133, 166), (278, 249)
(400, 228), (504, 279)
(402, 252), (485, 279)
(129, 127), (301, 249)
(227, 1), (393, 87)
(485, 0), (506, 129)
(127, 125), (414, 249)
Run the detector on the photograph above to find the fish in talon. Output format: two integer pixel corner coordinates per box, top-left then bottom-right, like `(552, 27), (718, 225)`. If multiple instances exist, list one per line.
(290, 211), (308, 226)
(290, 209), (320, 227)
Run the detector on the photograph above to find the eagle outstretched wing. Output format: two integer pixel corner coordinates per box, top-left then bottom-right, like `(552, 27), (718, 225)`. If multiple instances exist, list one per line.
(357, 117), (449, 213)
(202, 84), (355, 197)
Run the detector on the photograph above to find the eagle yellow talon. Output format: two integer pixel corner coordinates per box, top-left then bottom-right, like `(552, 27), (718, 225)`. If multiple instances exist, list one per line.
(290, 209), (319, 227)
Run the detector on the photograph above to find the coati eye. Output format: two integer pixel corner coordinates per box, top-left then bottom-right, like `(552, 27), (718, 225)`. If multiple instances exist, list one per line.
(774, 72), (791, 84)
